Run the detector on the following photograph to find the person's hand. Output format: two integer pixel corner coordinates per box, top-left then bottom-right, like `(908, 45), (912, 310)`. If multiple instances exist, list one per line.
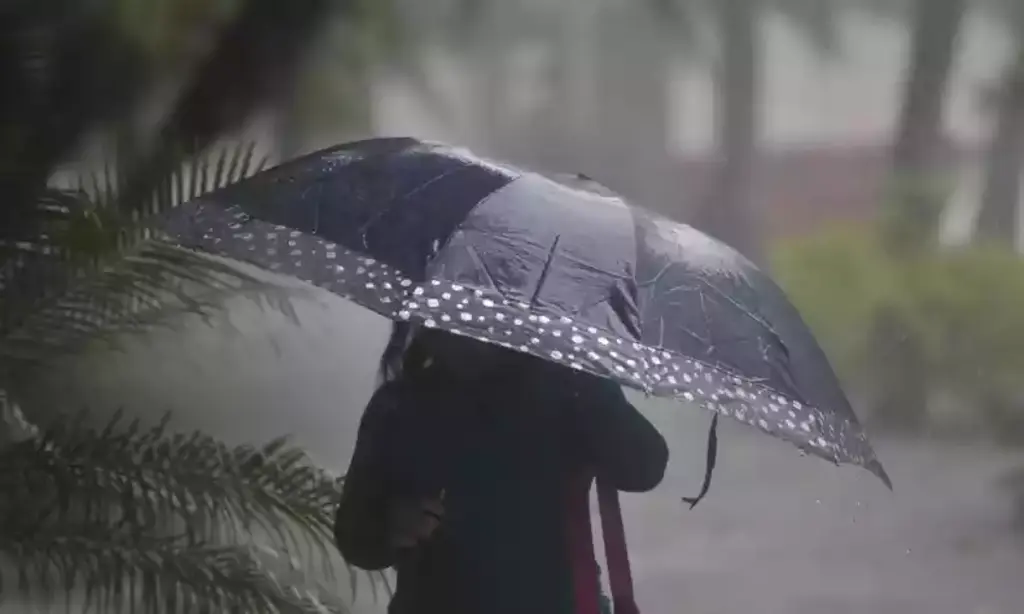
(388, 496), (444, 550)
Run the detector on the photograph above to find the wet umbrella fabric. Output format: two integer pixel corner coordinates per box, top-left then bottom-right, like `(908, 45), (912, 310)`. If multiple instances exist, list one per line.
(164, 137), (889, 487)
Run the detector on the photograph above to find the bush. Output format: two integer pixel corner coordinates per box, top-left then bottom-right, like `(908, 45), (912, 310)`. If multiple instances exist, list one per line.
(771, 225), (1024, 442)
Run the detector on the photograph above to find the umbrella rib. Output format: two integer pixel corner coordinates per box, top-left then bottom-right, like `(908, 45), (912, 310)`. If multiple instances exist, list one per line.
(311, 186), (321, 234)
(358, 167), (467, 249)
(698, 279), (792, 363)
(635, 261), (673, 289)
(464, 244), (501, 294)
(528, 235), (561, 310)
(696, 275), (775, 332)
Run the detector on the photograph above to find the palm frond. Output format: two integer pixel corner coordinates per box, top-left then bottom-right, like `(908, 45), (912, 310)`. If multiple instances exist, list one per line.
(2, 410), (341, 562)
(1, 243), (301, 365)
(0, 409), (367, 612)
(2, 0), (335, 297)
(0, 2), (387, 609)
(1, 142), (305, 378)
(5, 531), (347, 613)
(1, 0), (335, 393)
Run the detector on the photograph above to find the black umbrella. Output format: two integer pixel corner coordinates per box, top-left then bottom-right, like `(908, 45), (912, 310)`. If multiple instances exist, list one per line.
(164, 137), (890, 488)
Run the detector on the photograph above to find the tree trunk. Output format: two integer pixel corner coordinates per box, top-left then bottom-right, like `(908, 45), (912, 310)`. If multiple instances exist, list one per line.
(590, 4), (672, 206)
(870, 0), (966, 433)
(885, 0), (966, 251)
(975, 46), (1024, 246)
(693, 0), (761, 263)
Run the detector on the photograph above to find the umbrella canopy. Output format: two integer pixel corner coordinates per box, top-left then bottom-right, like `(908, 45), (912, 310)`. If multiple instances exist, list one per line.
(164, 137), (889, 487)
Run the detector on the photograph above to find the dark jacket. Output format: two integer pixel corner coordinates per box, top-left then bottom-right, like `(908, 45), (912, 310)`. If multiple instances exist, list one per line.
(334, 361), (668, 614)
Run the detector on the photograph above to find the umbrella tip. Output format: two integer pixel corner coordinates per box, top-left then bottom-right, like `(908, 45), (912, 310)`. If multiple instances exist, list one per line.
(867, 458), (893, 491)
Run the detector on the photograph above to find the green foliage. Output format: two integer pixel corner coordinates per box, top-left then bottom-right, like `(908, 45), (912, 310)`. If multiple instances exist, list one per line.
(772, 226), (1024, 439)
(772, 226), (897, 384)
(878, 176), (955, 254)
(1, 0), (334, 385)
(1, 142), (300, 374)
(0, 409), (365, 612)
(1, 0), (372, 609)
(910, 247), (1024, 416)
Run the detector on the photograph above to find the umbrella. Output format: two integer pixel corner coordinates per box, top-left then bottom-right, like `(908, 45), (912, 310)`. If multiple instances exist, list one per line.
(164, 137), (889, 488)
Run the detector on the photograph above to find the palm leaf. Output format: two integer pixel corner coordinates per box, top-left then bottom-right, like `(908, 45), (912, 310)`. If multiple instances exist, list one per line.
(5, 534), (349, 613)
(0, 2), (386, 608)
(1, 0), (339, 390)
(0, 409), (369, 612)
(1, 410), (341, 563)
(0, 142), (306, 379)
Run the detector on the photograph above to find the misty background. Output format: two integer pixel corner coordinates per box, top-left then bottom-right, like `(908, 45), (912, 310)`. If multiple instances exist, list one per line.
(9, 0), (1024, 612)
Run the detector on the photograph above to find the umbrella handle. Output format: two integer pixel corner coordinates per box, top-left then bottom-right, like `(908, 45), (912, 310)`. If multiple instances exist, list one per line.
(597, 479), (640, 614)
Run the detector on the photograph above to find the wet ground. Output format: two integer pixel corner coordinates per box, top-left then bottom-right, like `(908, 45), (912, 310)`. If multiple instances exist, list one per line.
(20, 293), (1024, 614)
(624, 421), (1024, 614)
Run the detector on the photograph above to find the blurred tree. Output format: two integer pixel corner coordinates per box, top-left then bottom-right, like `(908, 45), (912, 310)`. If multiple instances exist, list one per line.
(773, 227), (1024, 440)
(275, 0), (414, 157)
(441, 0), (843, 263)
(582, 2), (676, 206)
(883, 0), (966, 251)
(975, 0), (1024, 246)
(425, 0), (563, 156)
(440, 0), (690, 207)
(975, 46), (1024, 245)
(649, 0), (843, 263)
(0, 0), (384, 608)
(697, 0), (763, 261)
(276, 0), (457, 159)
(870, 0), (967, 431)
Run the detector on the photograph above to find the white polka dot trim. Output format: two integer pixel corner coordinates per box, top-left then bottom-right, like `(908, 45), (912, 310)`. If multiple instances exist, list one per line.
(174, 201), (875, 468)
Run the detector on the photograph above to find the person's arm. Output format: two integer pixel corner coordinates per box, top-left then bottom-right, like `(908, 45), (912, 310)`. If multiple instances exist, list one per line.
(568, 374), (669, 493)
(334, 383), (401, 571)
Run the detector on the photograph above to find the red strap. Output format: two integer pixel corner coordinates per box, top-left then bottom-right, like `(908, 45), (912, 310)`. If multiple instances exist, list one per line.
(597, 479), (640, 614)
(567, 475), (641, 614)
(566, 473), (601, 614)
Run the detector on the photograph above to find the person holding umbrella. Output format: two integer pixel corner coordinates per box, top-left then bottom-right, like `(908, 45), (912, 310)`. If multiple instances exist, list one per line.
(166, 136), (889, 611)
(334, 322), (668, 614)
